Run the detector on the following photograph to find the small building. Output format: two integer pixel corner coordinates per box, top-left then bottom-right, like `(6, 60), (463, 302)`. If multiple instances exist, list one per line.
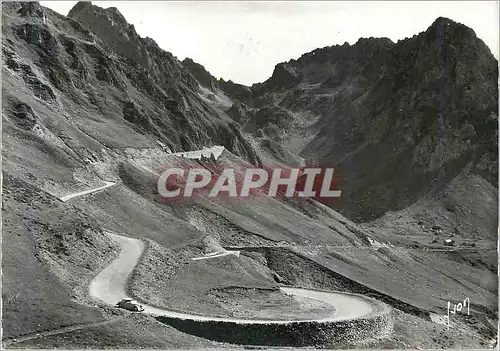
(432, 225), (443, 234)
(443, 239), (455, 246)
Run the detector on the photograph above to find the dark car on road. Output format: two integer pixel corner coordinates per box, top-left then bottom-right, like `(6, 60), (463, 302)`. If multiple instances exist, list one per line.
(116, 298), (145, 312)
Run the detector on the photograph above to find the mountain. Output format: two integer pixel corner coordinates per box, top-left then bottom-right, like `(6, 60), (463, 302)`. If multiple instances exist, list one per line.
(5, 1), (260, 168)
(187, 18), (498, 222)
(2, 2), (497, 349)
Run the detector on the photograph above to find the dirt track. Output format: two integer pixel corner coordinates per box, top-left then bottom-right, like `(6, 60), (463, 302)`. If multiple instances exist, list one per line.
(60, 181), (117, 202)
(2, 319), (124, 347)
(89, 231), (387, 324)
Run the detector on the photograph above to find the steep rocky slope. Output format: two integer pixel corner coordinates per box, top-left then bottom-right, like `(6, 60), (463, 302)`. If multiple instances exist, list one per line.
(3, 1), (259, 178)
(187, 18), (498, 222)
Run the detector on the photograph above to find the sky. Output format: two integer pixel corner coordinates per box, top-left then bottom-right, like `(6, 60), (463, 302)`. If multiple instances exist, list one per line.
(41, 1), (499, 86)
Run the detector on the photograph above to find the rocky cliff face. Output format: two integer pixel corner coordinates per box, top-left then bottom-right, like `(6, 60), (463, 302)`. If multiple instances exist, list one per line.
(181, 57), (219, 91)
(189, 17), (498, 222)
(3, 1), (260, 168)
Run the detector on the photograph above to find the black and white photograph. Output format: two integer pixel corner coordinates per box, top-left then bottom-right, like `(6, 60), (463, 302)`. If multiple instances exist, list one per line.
(1, 1), (498, 349)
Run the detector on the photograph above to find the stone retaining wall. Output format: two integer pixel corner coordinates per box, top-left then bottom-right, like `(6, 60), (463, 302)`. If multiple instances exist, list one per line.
(156, 310), (393, 347)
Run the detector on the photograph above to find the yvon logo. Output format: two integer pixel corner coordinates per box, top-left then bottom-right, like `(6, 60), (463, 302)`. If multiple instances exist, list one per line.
(156, 165), (341, 203)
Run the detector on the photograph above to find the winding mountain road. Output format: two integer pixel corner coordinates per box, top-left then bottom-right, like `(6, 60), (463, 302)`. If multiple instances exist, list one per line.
(169, 145), (225, 160)
(5, 153), (389, 347)
(191, 249), (241, 261)
(90, 232), (384, 324)
(54, 173), (386, 326)
(60, 181), (116, 202)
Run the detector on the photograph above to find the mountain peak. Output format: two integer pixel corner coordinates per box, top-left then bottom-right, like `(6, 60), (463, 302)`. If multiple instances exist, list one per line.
(68, 1), (93, 16)
(430, 16), (464, 29)
(69, 2), (130, 29)
(17, 2), (46, 19)
(424, 16), (479, 45)
(354, 36), (394, 47)
(182, 57), (218, 89)
(68, 2), (149, 66)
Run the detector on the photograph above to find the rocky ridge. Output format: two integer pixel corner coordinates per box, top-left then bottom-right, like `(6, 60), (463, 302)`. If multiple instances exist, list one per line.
(183, 17), (498, 221)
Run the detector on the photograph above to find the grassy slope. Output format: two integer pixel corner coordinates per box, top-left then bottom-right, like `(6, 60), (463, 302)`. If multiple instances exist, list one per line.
(369, 169), (497, 245)
(9, 314), (225, 349)
(2, 174), (107, 337)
